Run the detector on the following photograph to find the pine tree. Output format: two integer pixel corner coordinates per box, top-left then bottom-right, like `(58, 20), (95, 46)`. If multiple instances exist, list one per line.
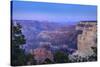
(54, 51), (69, 63)
(11, 22), (26, 66)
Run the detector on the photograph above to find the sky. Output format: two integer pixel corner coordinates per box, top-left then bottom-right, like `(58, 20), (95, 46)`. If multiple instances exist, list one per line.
(11, 1), (97, 23)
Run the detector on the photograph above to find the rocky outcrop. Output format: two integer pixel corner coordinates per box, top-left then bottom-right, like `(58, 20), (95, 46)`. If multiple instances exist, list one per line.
(30, 48), (54, 64)
(75, 21), (97, 56)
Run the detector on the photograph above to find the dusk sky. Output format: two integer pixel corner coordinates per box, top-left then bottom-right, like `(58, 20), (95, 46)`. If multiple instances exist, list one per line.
(12, 1), (97, 23)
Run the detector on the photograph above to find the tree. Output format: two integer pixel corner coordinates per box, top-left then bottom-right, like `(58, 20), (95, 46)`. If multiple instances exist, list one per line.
(11, 22), (26, 66)
(26, 53), (36, 65)
(91, 47), (97, 56)
(88, 47), (97, 61)
(54, 51), (69, 63)
(42, 58), (54, 64)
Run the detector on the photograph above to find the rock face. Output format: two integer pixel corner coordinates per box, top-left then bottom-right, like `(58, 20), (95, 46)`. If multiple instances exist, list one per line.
(37, 30), (78, 49)
(76, 21), (97, 56)
(30, 48), (54, 64)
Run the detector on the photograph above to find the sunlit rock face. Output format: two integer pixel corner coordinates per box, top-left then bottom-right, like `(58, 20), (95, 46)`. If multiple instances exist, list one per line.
(30, 48), (54, 64)
(76, 21), (97, 57)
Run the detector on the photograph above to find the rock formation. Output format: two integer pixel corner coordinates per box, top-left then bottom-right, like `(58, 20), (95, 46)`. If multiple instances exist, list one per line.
(75, 21), (97, 56)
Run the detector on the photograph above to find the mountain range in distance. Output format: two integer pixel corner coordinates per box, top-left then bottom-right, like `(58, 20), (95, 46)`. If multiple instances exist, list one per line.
(12, 20), (79, 53)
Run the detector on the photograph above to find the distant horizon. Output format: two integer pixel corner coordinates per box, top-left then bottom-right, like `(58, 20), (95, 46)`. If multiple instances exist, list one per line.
(11, 1), (97, 24)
